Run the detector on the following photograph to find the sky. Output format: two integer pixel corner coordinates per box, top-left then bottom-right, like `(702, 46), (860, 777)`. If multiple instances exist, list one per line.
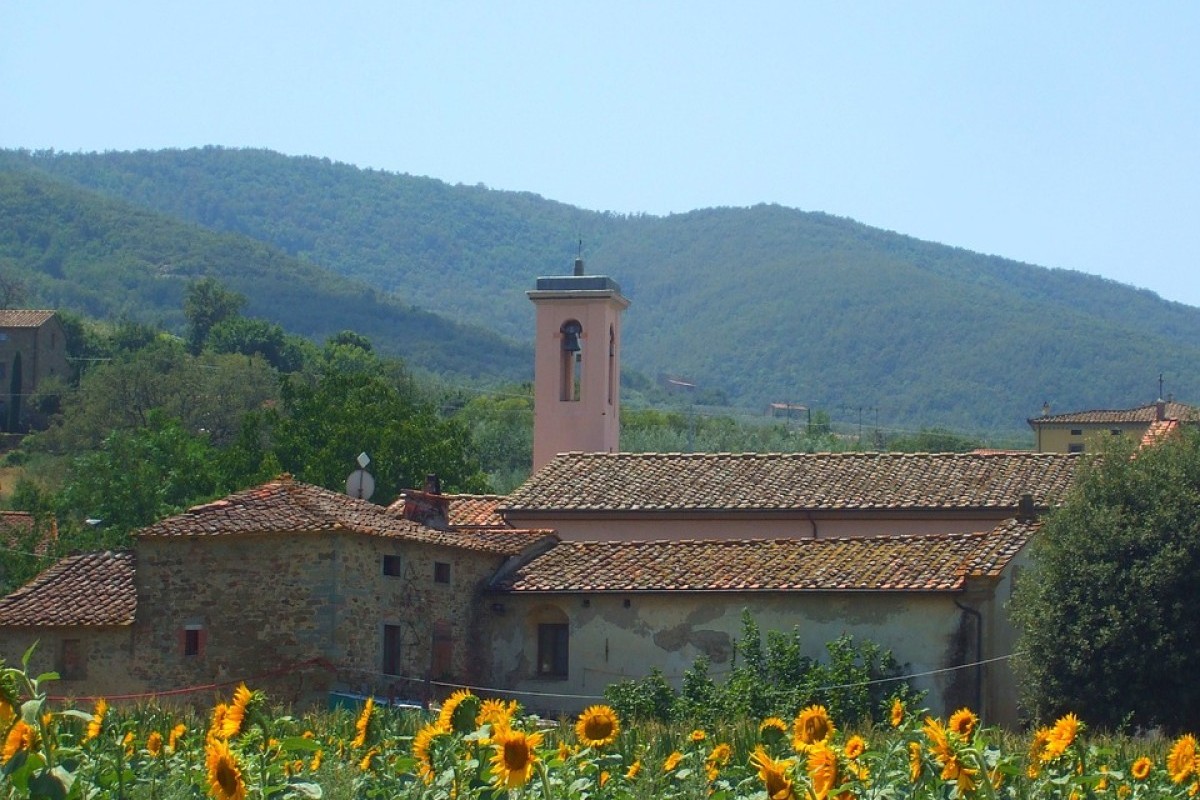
(3, 2), (1199, 306)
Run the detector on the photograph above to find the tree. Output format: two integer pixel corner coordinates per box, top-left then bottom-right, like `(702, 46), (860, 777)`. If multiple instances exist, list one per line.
(183, 277), (245, 354)
(225, 363), (489, 504)
(206, 316), (305, 372)
(1012, 429), (1200, 731)
(57, 413), (223, 543)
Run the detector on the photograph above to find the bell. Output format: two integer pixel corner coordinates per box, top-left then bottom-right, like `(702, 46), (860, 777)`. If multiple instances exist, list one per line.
(561, 331), (581, 353)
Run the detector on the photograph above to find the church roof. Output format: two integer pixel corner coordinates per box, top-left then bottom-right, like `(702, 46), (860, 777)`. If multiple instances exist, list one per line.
(493, 518), (1036, 594)
(502, 451), (1079, 514)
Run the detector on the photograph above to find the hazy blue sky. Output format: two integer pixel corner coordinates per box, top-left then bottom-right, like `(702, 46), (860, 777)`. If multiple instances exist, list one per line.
(4, 3), (1198, 306)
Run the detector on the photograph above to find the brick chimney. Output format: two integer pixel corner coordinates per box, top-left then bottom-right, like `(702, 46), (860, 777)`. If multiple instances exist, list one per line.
(1156, 399), (1167, 421)
(1017, 492), (1037, 523)
(401, 473), (450, 529)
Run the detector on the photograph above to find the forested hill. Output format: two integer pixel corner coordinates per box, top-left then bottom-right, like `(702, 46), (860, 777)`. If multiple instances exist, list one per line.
(5, 146), (1200, 435)
(0, 168), (529, 381)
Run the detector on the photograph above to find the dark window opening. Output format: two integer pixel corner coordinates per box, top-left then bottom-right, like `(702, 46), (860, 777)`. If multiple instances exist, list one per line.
(383, 624), (403, 676)
(559, 320), (583, 402)
(537, 623), (569, 678)
(1068, 443), (1085, 453)
(1111, 429), (1122, 436)
(434, 562), (451, 584)
(1070, 429), (1083, 436)
(184, 627), (203, 657)
(431, 622), (453, 679)
(59, 639), (85, 680)
(383, 554), (402, 576)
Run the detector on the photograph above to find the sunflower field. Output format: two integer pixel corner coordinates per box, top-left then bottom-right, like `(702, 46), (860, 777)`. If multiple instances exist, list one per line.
(2, 652), (1200, 800)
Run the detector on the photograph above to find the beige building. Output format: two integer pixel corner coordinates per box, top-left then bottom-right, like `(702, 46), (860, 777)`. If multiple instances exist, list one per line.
(1029, 399), (1196, 453)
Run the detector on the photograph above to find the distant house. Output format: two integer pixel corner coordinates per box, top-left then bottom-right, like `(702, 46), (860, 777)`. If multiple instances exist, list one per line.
(1029, 399), (1197, 453)
(0, 310), (69, 432)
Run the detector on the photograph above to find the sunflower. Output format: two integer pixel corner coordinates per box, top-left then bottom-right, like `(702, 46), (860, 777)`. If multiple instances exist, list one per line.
(908, 741), (923, 782)
(1044, 713), (1081, 759)
(793, 705), (835, 750)
(221, 684), (253, 739)
(477, 698), (519, 729)
(205, 737), (247, 800)
(86, 697), (107, 742)
(1132, 756), (1153, 781)
(358, 746), (378, 772)
(625, 759), (641, 780)
(310, 750), (323, 772)
(707, 742), (733, 781)
(940, 754), (979, 792)
(489, 726), (544, 789)
(575, 704), (620, 748)
(691, 728), (707, 742)
(922, 717), (953, 765)
(351, 696), (373, 749)
(437, 689), (481, 734)
(751, 746), (796, 800)
(1027, 725), (1051, 776)
(890, 697), (905, 728)
(844, 735), (866, 760)
(2, 720), (36, 763)
(147, 731), (164, 757)
(209, 703), (229, 740)
(168, 723), (187, 753)
(807, 743), (839, 800)
(663, 751), (683, 772)
(413, 721), (447, 784)
(760, 716), (788, 745)
(1169, 734), (1198, 784)
(948, 708), (978, 739)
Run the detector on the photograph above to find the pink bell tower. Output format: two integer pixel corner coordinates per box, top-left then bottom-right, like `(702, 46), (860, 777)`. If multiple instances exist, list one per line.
(528, 258), (629, 472)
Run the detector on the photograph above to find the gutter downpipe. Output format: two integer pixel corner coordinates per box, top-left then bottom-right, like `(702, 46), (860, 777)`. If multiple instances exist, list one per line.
(806, 511), (818, 539)
(955, 600), (983, 716)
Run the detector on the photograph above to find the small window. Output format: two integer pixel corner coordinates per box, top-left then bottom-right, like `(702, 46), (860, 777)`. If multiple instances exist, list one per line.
(434, 562), (451, 584)
(183, 626), (204, 657)
(1068, 444), (1085, 454)
(1111, 429), (1122, 436)
(1070, 429), (1083, 436)
(59, 639), (85, 680)
(383, 554), (402, 576)
(383, 624), (403, 676)
(537, 623), (569, 678)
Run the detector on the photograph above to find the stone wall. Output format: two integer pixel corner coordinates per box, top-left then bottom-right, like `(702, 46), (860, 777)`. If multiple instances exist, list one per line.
(0, 627), (144, 700)
(131, 531), (507, 708)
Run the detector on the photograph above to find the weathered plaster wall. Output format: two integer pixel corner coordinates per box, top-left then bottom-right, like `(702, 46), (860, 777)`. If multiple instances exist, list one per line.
(485, 589), (1009, 721)
(506, 513), (1014, 542)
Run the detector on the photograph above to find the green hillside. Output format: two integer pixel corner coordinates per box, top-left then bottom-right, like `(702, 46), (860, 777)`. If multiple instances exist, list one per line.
(0, 167), (530, 381)
(5, 147), (1200, 435)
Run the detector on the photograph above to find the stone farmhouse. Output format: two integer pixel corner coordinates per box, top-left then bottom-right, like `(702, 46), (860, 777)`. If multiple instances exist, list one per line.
(0, 310), (69, 432)
(0, 265), (1085, 727)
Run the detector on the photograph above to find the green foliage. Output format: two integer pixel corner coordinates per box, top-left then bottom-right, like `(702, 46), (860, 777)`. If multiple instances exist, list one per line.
(1012, 429), (1200, 731)
(183, 276), (245, 354)
(604, 611), (909, 727)
(56, 413), (223, 543)
(225, 359), (490, 505)
(886, 427), (983, 453)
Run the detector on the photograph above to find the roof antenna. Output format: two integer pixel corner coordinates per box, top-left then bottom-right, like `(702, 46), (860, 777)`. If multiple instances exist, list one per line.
(1158, 373), (1165, 401)
(574, 238), (585, 276)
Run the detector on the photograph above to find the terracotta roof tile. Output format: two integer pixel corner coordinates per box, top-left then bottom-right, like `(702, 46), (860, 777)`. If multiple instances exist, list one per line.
(138, 477), (547, 556)
(0, 310), (58, 328)
(1141, 418), (1181, 448)
(494, 519), (1035, 593)
(501, 452), (1079, 513)
(0, 551), (135, 626)
(386, 494), (509, 528)
(1030, 402), (1198, 425)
